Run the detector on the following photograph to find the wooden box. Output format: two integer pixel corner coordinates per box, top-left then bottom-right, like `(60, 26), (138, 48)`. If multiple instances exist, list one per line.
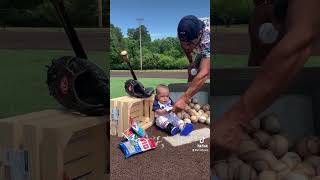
(110, 96), (155, 137)
(0, 109), (108, 180)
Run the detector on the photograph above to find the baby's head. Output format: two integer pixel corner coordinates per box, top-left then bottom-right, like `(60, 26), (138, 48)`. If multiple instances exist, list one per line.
(156, 84), (170, 104)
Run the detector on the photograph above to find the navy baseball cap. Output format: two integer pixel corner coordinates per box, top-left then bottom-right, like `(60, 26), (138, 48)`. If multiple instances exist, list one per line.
(177, 15), (204, 42)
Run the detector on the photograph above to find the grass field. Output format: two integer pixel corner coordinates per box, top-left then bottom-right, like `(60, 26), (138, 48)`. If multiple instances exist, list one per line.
(110, 77), (187, 98)
(0, 49), (107, 118)
(1, 49), (320, 118)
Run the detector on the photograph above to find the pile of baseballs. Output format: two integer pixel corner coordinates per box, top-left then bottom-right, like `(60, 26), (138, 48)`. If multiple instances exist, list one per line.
(176, 98), (210, 125)
(213, 113), (320, 180)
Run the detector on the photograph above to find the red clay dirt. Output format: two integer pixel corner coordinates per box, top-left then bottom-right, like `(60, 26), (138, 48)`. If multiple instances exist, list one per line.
(110, 123), (210, 180)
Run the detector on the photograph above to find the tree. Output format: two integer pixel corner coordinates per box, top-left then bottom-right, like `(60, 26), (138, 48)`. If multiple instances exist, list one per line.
(110, 24), (125, 66)
(127, 25), (151, 46)
(150, 37), (184, 58)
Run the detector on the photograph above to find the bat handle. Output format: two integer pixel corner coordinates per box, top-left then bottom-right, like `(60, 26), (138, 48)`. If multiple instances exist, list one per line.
(126, 62), (138, 80)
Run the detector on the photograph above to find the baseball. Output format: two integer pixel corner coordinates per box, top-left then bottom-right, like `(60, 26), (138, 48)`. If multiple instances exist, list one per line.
(184, 118), (191, 124)
(176, 112), (182, 119)
(202, 104), (210, 111)
(198, 109), (204, 114)
(194, 104), (201, 111)
(189, 103), (195, 108)
(120, 50), (128, 56)
(183, 113), (190, 119)
(199, 116), (206, 123)
(192, 98), (198, 104)
(190, 115), (198, 123)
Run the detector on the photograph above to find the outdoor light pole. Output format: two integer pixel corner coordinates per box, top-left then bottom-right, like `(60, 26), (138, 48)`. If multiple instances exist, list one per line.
(137, 18), (144, 71)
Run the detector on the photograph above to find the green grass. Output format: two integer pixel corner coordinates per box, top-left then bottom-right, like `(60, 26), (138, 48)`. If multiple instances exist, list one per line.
(0, 27), (108, 32)
(0, 49), (107, 118)
(213, 54), (320, 68)
(110, 77), (187, 98)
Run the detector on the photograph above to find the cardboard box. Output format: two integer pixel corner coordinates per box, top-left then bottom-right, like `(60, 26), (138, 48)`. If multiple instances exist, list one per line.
(110, 96), (155, 137)
(0, 109), (108, 180)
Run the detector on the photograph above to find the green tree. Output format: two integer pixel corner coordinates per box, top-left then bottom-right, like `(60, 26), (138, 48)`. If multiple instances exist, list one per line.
(127, 25), (151, 46)
(110, 24), (125, 66)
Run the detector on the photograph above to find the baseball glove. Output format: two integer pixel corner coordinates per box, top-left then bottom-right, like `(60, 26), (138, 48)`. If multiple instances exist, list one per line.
(124, 79), (154, 98)
(46, 56), (108, 116)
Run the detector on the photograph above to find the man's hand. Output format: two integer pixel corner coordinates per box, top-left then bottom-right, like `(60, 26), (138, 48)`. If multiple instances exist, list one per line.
(172, 96), (188, 113)
(211, 115), (245, 160)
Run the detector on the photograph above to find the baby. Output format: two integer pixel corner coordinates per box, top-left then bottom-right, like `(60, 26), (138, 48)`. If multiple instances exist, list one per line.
(152, 84), (193, 136)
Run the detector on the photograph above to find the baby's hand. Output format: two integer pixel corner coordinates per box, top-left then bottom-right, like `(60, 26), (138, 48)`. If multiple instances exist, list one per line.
(164, 107), (173, 112)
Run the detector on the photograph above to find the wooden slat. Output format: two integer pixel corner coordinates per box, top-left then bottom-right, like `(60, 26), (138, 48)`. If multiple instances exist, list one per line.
(64, 136), (92, 163)
(73, 173), (92, 180)
(89, 125), (107, 178)
(144, 100), (150, 117)
(110, 100), (117, 136)
(130, 102), (143, 113)
(64, 156), (93, 179)
(120, 102), (129, 136)
(130, 111), (143, 120)
(23, 125), (41, 180)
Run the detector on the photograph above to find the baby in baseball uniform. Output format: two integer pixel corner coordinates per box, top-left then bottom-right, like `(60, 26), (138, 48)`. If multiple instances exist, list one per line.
(152, 84), (193, 136)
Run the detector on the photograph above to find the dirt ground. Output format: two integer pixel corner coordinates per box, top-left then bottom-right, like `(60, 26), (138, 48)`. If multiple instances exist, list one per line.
(0, 31), (107, 51)
(110, 123), (210, 180)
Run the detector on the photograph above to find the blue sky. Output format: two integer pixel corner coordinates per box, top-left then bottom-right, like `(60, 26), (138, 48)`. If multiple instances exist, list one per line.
(110, 0), (210, 40)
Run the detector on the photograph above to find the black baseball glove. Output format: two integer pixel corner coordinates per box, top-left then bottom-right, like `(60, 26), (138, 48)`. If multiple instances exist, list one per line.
(46, 56), (108, 116)
(124, 79), (154, 98)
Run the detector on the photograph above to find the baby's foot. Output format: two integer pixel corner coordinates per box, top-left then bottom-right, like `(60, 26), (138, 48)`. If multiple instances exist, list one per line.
(166, 123), (179, 136)
(180, 123), (193, 136)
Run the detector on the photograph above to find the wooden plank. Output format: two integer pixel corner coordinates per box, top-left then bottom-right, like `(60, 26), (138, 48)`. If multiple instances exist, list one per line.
(140, 119), (154, 130)
(119, 102), (129, 137)
(144, 100), (150, 118)
(73, 173), (92, 180)
(41, 129), (64, 180)
(23, 125), (42, 180)
(64, 135), (92, 163)
(130, 102), (143, 112)
(110, 100), (117, 136)
(64, 155), (93, 179)
(89, 125), (107, 178)
(130, 111), (143, 120)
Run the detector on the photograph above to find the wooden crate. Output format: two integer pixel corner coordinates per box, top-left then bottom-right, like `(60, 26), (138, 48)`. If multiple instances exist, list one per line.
(110, 95), (155, 137)
(0, 109), (108, 180)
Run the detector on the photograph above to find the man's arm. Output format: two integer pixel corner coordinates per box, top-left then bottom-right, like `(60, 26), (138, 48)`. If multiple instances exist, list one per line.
(183, 58), (210, 100)
(212, 0), (320, 151)
(172, 57), (210, 112)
